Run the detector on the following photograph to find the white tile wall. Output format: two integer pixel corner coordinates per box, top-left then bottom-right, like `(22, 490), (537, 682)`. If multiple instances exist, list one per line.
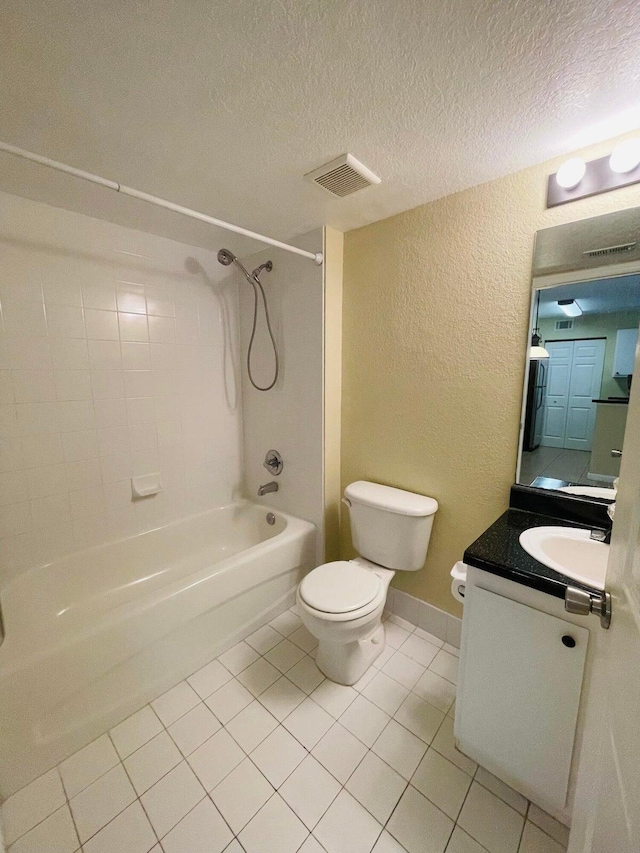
(386, 588), (463, 648)
(0, 191), (242, 587)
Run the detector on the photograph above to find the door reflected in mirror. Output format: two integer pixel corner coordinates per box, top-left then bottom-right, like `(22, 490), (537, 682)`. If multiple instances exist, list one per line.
(518, 274), (640, 497)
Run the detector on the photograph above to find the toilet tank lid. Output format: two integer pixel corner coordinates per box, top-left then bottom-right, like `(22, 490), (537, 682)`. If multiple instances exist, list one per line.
(344, 481), (438, 517)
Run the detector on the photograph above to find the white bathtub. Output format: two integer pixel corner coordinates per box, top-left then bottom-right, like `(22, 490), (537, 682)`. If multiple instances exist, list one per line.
(0, 501), (315, 797)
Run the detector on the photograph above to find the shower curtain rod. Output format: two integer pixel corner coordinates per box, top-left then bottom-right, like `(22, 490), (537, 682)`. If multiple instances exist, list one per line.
(0, 141), (324, 265)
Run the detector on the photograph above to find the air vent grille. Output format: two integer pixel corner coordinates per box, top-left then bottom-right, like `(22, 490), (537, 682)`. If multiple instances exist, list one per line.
(555, 319), (574, 330)
(583, 242), (637, 258)
(305, 154), (381, 198)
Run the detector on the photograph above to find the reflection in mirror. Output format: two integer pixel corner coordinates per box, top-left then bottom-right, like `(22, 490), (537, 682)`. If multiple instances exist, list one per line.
(518, 273), (640, 498)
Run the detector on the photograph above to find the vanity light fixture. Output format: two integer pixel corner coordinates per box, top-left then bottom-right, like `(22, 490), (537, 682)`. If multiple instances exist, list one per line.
(548, 140), (640, 207)
(555, 158), (586, 189)
(529, 292), (550, 360)
(558, 298), (582, 318)
(609, 138), (640, 174)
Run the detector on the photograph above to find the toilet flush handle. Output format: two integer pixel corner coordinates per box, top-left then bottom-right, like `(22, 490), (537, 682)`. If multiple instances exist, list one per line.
(342, 497), (352, 508)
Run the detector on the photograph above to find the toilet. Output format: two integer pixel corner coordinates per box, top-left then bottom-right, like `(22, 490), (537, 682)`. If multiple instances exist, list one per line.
(297, 481), (438, 685)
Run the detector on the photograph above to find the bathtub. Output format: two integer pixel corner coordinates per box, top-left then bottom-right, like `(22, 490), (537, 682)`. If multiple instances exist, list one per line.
(0, 501), (315, 797)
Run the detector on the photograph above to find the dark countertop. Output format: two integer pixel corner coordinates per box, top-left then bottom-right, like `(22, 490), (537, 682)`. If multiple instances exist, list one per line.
(463, 508), (601, 599)
(592, 398), (629, 404)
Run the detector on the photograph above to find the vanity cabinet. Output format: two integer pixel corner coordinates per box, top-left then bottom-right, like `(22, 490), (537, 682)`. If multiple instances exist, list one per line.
(456, 583), (588, 815)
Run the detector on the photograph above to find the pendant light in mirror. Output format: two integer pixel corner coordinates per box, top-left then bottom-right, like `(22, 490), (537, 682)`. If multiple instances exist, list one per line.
(529, 291), (549, 359)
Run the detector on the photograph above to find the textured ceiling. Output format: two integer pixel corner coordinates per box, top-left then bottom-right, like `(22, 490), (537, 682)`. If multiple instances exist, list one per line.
(1, 0), (640, 251)
(539, 275), (640, 317)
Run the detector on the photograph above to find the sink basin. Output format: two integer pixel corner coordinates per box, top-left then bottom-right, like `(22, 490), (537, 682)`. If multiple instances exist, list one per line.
(519, 526), (609, 590)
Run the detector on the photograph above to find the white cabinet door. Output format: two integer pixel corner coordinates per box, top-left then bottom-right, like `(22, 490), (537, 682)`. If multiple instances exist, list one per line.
(456, 585), (588, 813)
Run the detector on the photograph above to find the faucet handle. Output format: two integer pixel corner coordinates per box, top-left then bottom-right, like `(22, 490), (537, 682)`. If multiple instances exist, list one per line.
(264, 450), (283, 475)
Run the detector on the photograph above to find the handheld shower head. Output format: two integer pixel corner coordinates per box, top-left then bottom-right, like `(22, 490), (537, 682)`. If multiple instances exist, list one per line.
(217, 248), (236, 266)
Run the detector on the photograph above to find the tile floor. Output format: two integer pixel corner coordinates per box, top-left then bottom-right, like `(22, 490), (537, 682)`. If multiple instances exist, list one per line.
(519, 447), (603, 487)
(1, 608), (570, 853)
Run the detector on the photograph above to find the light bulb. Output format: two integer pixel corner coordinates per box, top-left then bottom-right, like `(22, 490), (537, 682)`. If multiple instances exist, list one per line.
(556, 158), (586, 189)
(609, 139), (640, 174)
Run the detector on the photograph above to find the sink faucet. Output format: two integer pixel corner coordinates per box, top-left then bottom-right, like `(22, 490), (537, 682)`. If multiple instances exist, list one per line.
(258, 481), (278, 496)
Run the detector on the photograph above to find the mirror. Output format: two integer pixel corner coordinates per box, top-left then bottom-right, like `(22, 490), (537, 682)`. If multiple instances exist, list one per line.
(517, 208), (640, 499)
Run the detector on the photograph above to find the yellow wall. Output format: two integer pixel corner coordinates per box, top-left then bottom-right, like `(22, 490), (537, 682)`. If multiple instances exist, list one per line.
(341, 133), (640, 616)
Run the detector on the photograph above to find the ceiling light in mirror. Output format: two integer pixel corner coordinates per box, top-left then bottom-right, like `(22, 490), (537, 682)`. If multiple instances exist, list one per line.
(555, 158), (586, 189)
(558, 299), (582, 317)
(609, 139), (640, 174)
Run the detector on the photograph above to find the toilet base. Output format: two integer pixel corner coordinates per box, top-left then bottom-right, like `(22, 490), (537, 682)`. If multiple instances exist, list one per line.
(315, 624), (386, 685)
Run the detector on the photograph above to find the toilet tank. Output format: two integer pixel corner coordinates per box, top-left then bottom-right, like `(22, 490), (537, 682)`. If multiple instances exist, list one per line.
(344, 481), (438, 571)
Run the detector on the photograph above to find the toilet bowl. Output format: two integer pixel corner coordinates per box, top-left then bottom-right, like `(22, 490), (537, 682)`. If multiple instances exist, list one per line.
(298, 481), (438, 685)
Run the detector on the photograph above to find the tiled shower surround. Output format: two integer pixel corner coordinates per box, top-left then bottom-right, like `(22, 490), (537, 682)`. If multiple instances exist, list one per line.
(0, 192), (242, 586)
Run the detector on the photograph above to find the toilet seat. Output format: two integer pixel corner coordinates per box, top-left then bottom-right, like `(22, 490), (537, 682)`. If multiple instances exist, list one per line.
(299, 561), (383, 617)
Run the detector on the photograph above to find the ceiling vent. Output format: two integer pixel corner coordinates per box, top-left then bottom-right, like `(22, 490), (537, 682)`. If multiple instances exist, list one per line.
(305, 154), (381, 198)
(583, 241), (637, 258)
(555, 318), (574, 330)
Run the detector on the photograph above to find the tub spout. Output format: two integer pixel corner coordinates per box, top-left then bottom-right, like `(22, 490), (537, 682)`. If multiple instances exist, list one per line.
(258, 481), (279, 496)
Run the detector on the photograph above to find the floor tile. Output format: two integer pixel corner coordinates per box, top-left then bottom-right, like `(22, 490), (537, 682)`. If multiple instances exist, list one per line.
(445, 826), (489, 853)
(205, 679), (254, 724)
(363, 671), (410, 716)
(140, 760), (205, 839)
(161, 797), (233, 853)
(527, 805), (569, 848)
(245, 624), (284, 655)
(372, 720), (427, 780)
(372, 646), (395, 670)
(187, 659), (233, 699)
(210, 758), (273, 834)
(287, 656), (325, 693)
(314, 790), (383, 853)
(388, 615), (416, 633)
(352, 665), (378, 692)
(411, 750), (472, 820)
(265, 639), (306, 673)
(7, 804), (78, 853)
(430, 718), (477, 776)
(280, 756), (342, 829)
(168, 702), (221, 756)
(151, 681), (200, 726)
(382, 652), (426, 690)
(442, 644), (459, 657)
(270, 610), (303, 637)
(59, 734), (119, 799)
(457, 782), (524, 853)
(70, 764), (136, 843)
(236, 657), (281, 697)
(413, 628), (445, 649)
(372, 830), (410, 852)
(109, 706), (164, 759)
(299, 837), (327, 853)
(346, 751), (407, 824)
(311, 680), (358, 718)
(399, 635), (440, 668)
(474, 767), (527, 815)
(218, 641), (261, 675)
(1, 768), (66, 845)
(386, 785), (453, 853)
(413, 671), (457, 713)
(188, 728), (245, 791)
(123, 730), (182, 795)
(429, 651), (459, 685)
(282, 697), (334, 749)
(312, 722), (368, 784)
(393, 693), (445, 744)
(339, 695), (390, 748)
(239, 792), (309, 853)
(384, 622), (412, 650)
(258, 676), (306, 721)
(81, 801), (156, 853)
(223, 842), (245, 853)
(250, 725), (307, 788)
(518, 821), (566, 853)
(289, 625), (318, 653)
(226, 700), (278, 752)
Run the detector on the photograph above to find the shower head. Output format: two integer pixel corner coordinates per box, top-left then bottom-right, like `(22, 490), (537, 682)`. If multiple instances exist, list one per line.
(217, 248), (237, 266)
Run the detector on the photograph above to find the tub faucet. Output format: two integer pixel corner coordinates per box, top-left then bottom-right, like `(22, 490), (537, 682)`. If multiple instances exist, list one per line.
(258, 481), (279, 496)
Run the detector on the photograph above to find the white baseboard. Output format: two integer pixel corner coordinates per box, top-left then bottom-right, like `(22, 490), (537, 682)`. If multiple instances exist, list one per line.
(386, 588), (462, 648)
